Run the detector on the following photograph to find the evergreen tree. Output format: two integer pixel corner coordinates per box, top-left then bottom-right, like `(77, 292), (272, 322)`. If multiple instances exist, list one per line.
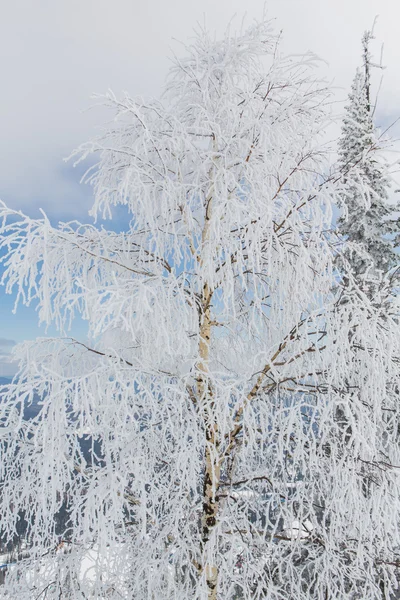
(335, 32), (400, 600)
(338, 30), (399, 279)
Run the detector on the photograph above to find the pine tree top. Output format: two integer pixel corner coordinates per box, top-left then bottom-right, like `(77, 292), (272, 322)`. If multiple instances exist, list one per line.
(337, 39), (399, 277)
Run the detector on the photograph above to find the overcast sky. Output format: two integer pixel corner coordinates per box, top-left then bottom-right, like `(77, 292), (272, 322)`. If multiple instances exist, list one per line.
(1, 0), (400, 375)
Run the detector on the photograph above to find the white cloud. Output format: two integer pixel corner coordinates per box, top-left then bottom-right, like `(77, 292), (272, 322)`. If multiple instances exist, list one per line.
(0, 338), (17, 377)
(0, 0), (400, 219)
(0, 338), (15, 347)
(0, 356), (17, 378)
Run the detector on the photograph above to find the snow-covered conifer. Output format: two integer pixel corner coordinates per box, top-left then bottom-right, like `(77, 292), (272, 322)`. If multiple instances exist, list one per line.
(335, 33), (400, 599)
(338, 30), (399, 279)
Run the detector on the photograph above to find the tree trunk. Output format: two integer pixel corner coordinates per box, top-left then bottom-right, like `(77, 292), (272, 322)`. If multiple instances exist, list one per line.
(202, 424), (221, 600)
(197, 144), (221, 598)
(197, 280), (220, 599)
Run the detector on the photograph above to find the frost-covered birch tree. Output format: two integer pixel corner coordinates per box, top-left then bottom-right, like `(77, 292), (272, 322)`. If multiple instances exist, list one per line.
(0, 19), (400, 600)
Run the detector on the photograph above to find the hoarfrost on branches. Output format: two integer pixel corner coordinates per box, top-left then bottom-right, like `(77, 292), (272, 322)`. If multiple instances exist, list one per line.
(337, 28), (400, 281)
(0, 18), (399, 600)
